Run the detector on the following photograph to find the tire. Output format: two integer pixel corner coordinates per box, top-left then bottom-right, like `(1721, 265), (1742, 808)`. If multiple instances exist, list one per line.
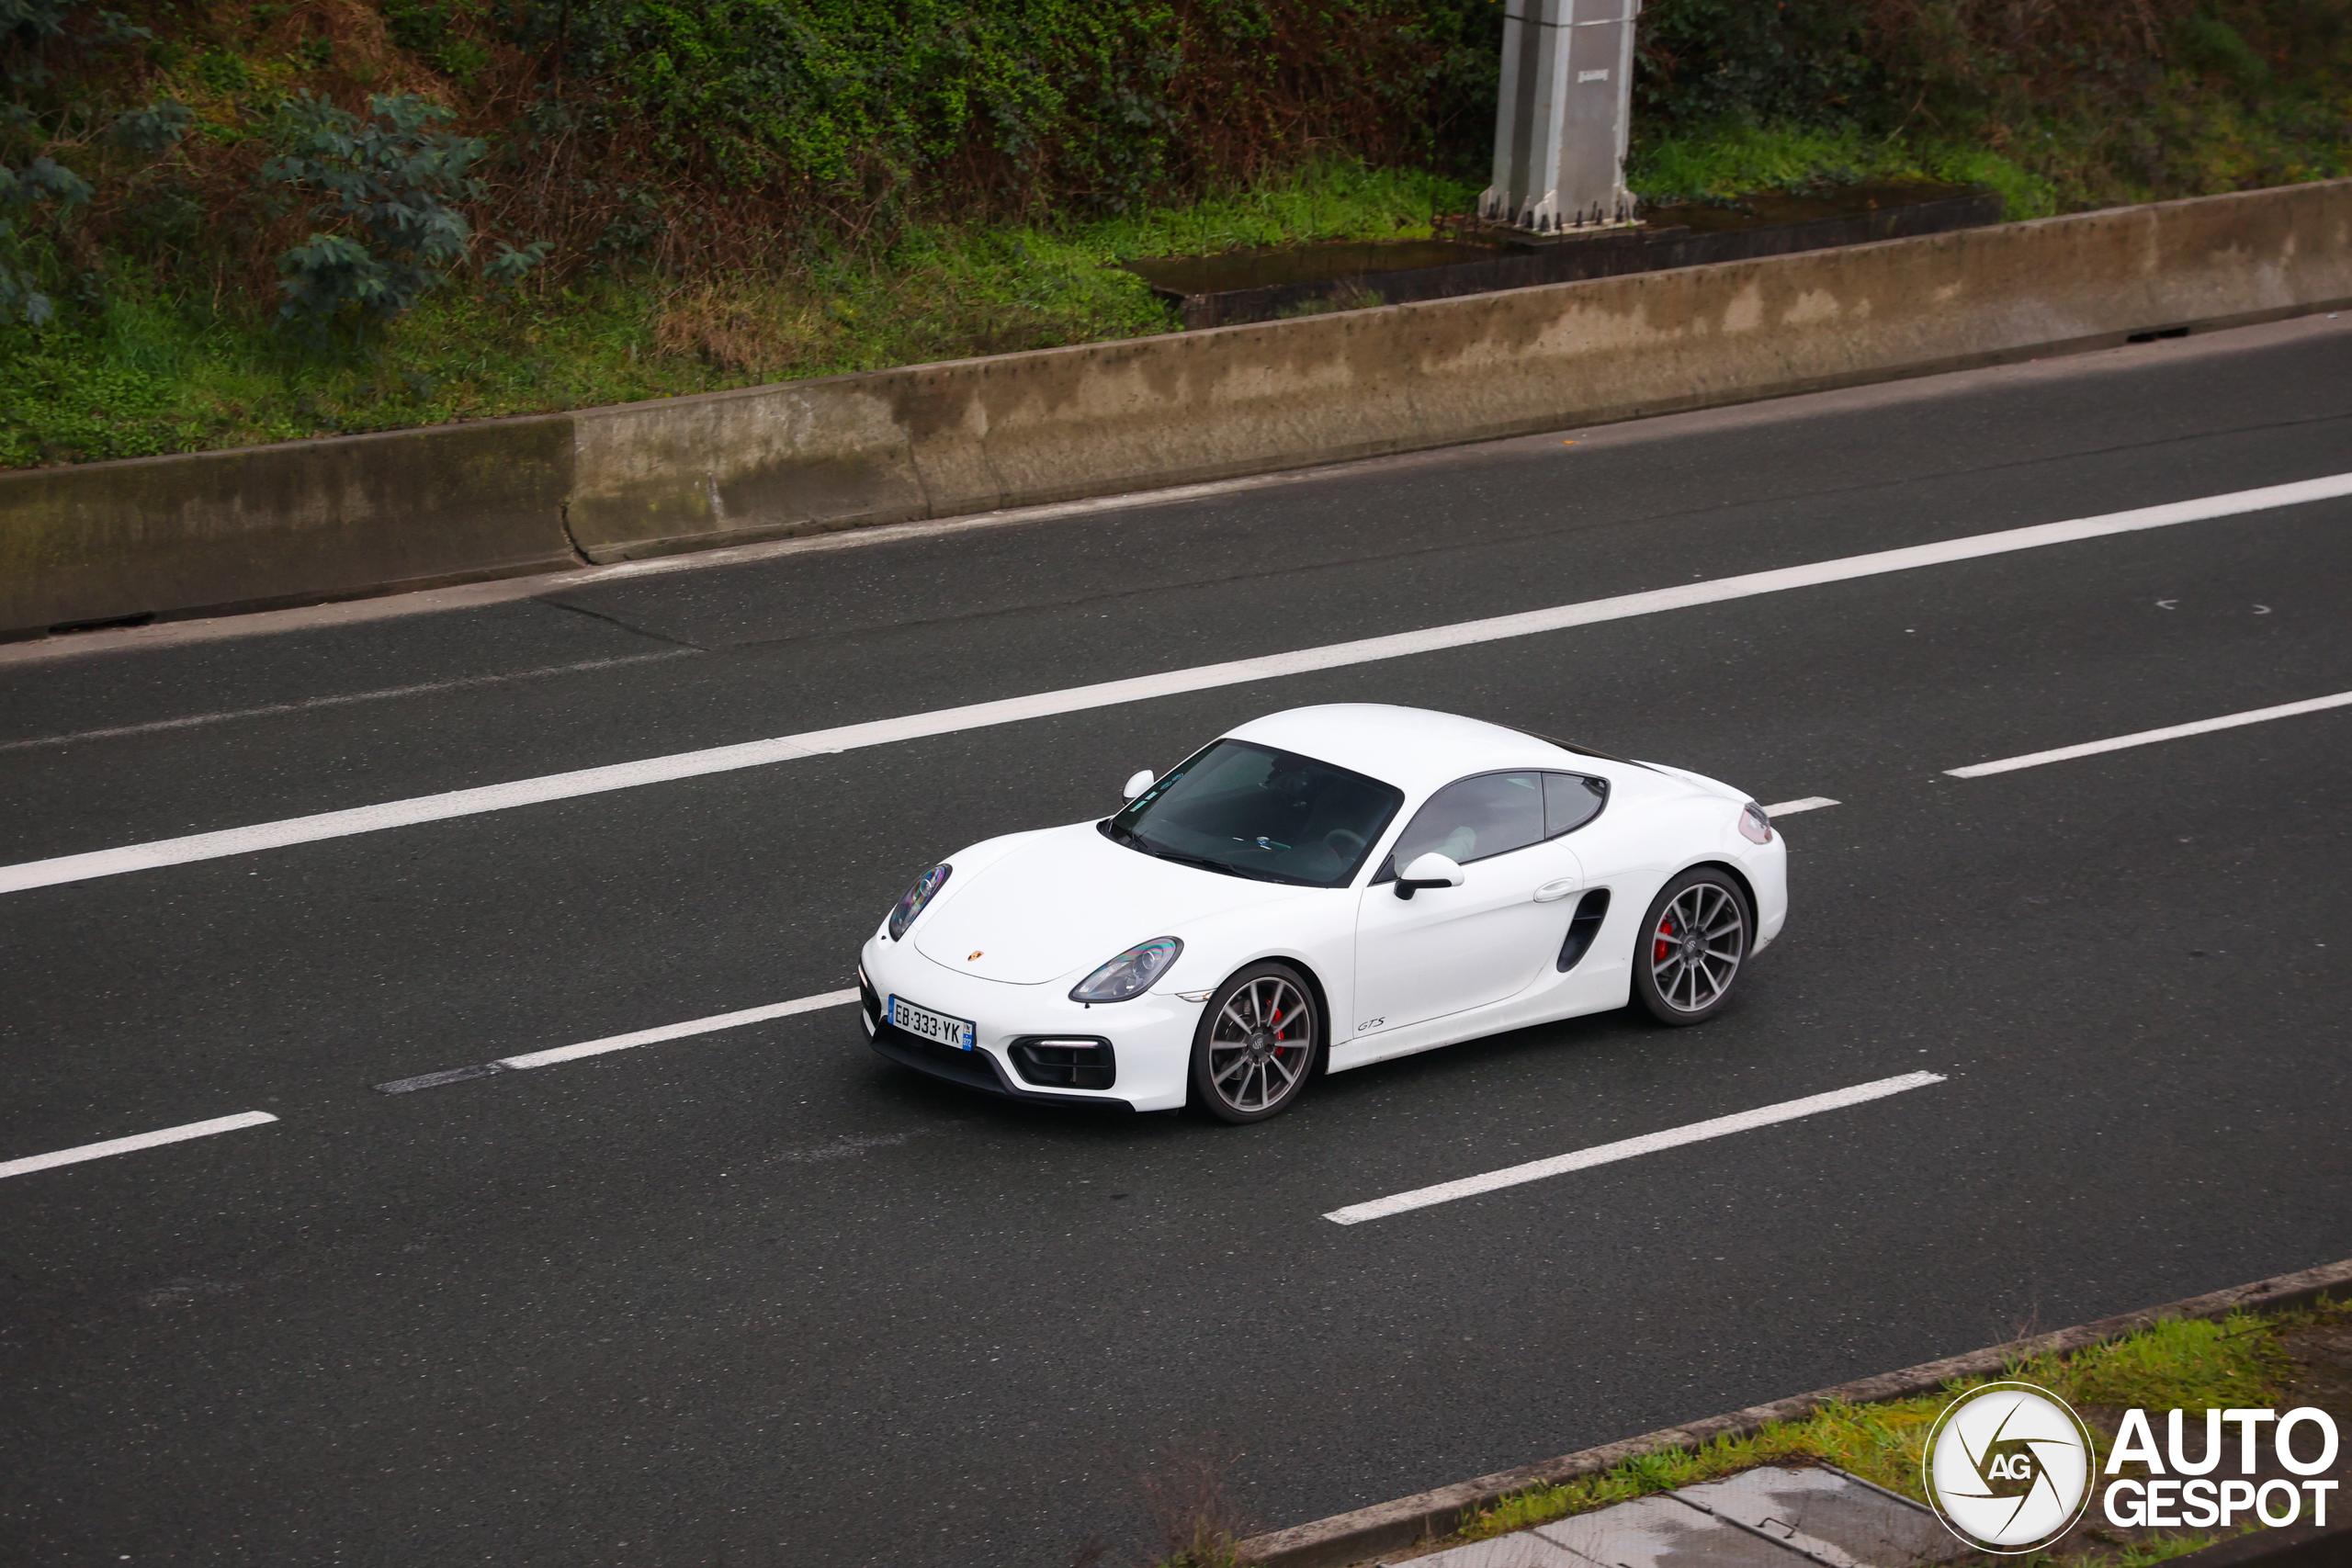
(1189, 962), (1319, 1123)
(1631, 868), (1750, 1026)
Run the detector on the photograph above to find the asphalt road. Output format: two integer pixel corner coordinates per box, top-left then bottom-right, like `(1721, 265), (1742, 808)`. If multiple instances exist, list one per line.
(3, 316), (2348, 1568)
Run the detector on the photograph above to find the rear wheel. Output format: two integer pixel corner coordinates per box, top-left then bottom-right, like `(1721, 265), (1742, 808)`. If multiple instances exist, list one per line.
(1632, 869), (1749, 1025)
(1190, 963), (1318, 1123)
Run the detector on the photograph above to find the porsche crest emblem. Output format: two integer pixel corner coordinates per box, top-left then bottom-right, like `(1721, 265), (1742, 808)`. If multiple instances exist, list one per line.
(968, 950), (984, 962)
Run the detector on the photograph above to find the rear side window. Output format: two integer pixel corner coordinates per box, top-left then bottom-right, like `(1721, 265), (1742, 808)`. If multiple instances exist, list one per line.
(1377, 769), (1609, 881)
(1544, 772), (1608, 835)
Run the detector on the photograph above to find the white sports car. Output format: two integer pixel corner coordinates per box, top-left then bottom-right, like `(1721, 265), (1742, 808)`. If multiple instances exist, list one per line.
(857, 705), (1787, 1122)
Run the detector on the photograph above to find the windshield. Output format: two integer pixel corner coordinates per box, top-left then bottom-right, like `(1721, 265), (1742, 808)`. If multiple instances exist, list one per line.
(1102, 739), (1404, 887)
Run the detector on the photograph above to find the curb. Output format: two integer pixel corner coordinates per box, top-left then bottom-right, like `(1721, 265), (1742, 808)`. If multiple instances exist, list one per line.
(1235, 1257), (2352, 1568)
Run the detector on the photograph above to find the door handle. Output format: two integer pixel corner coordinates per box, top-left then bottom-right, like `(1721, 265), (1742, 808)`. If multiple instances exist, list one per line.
(1533, 878), (1579, 903)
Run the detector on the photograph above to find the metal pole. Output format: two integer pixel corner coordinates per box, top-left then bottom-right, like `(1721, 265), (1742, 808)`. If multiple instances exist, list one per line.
(1479, 0), (1640, 232)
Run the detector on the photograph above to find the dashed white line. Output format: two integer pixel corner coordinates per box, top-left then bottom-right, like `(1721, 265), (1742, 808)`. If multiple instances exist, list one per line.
(374, 988), (860, 1092)
(0, 649), (693, 754)
(1322, 1072), (1947, 1224)
(6, 470), (2348, 897)
(1763, 796), (1839, 816)
(1944, 691), (2352, 778)
(0, 1111), (279, 1180)
(499, 989), (860, 1069)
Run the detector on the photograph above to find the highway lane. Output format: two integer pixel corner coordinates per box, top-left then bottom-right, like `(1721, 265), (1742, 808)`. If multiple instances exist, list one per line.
(1, 317), (2348, 1566)
(4, 315), (2350, 857)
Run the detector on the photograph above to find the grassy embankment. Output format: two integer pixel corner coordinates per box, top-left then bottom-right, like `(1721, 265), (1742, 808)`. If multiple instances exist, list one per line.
(0, 118), (2223, 468)
(1415, 1303), (2346, 1568)
(2, 0), (2346, 468)
(0, 160), (1470, 467)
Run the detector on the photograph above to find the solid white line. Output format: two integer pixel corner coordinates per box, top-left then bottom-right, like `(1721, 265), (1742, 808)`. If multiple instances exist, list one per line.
(1944, 692), (2352, 778)
(1322, 1072), (1947, 1224)
(0, 1111), (278, 1180)
(0, 650), (691, 754)
(1763, 796), (1839, 816)
(6, 471), (2347, 897)
(494, 989), (860, 1070)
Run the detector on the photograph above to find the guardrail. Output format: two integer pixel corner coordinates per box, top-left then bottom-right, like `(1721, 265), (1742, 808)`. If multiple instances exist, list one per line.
(6, 178), (2348, 637)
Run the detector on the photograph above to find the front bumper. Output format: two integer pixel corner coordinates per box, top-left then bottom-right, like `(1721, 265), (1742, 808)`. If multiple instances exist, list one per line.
(856, 935), (1197, 1112)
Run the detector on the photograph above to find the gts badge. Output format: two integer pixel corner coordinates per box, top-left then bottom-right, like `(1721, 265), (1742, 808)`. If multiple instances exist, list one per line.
(1355, 1018), (1384, 1032)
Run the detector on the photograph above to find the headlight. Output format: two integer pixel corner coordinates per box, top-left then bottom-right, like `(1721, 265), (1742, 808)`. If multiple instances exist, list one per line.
(1739, 802), (1773, 844)
(888, 863), (951, 940)
(1069, 937), (1182, 1003)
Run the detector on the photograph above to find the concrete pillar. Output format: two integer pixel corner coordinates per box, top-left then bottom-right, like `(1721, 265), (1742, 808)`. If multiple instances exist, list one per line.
(1479, 0), (1641, 232)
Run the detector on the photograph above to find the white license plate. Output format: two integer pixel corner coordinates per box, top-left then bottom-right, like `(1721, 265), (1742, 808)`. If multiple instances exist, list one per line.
(888, 995), (975, 1051)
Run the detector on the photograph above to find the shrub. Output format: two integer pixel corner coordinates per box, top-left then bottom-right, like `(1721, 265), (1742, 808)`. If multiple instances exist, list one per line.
(0, 153), (89, 324)
(262, 91), (492, 332)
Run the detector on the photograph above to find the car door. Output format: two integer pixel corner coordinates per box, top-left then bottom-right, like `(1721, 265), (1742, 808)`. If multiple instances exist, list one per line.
(1351, 771), (1584, 1036)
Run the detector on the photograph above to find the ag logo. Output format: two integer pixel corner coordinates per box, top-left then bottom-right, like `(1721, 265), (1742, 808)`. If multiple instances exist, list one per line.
(1922, 1381), (2096, 1553)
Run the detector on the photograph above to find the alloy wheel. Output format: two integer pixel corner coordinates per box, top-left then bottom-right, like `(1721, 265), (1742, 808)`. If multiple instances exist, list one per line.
(1648, 881), (1746, 1013)
(1205, 974), (1315, 1116)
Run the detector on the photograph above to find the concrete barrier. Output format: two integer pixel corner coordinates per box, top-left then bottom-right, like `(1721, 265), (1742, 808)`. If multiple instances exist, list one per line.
(562, 177), (2352, 562)
(5, 178), (2348, 632)
(0, 416), (577, 633)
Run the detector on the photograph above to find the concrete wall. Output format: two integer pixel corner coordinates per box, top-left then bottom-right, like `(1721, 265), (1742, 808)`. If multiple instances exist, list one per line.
(0, 416), (577, 632)
(6, 178), (2349, 633)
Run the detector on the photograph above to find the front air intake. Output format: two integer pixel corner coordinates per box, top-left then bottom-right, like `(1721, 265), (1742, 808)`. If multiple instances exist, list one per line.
(1010, 1037), (1116, 1089)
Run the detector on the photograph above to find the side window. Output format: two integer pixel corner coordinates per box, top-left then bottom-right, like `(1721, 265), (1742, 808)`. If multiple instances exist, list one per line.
(1385, 772), (1546, 875)
(1544, 772), (1608, 836)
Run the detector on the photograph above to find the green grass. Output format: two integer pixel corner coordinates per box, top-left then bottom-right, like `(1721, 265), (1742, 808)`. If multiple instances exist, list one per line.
(1442, 1304), (2335, 1567)
(1627, 121), (2059, 220)
(0, 158), (1478, 468)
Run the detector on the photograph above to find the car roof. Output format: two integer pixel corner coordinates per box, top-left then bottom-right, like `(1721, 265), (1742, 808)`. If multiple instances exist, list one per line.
(1219, 705), (1608, 799)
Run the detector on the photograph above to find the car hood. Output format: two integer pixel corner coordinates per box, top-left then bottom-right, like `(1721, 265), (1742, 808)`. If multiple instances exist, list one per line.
(914, 823), (1307, 985)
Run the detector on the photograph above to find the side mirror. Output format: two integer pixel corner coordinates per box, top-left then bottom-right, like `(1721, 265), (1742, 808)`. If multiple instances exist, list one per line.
(1395, 852), (1465, 899)
(1122, 769), (1156, 802)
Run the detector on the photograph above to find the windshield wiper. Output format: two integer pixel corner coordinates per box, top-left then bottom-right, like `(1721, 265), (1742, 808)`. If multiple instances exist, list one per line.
(1101, 819), (1237, 874)
(1228, 864), (1318, 886)
(1143, 842), (1250, 878)
(1102, 819), (1321, 886)
(1155, 842), (1322, 886)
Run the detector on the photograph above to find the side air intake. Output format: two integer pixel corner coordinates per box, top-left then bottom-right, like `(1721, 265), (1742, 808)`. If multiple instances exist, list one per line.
(1557, 888), (1611, 972)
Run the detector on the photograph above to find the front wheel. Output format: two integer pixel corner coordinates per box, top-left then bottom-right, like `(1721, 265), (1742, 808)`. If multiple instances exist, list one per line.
(1190, 963), (1319, 1123)
(1631, 869), (1750, 1025)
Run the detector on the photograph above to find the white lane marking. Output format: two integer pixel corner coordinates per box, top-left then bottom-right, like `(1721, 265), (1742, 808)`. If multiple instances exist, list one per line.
(1944, 691), (2352, 778)
(497, 989), (860, 1069)
(1323, 1072), (1946, 1224)
(13, 315), (2340, 674)
(374, 988), (860, 1091)
(0, 1111), (278, 1180)
(6, 471), (2348, 897)
(0, 650), (692, 754)
(1763, 796), (1839, 815)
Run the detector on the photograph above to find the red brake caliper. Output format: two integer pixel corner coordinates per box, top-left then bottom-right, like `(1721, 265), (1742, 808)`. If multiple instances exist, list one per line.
(1654, 916), (1677, 964)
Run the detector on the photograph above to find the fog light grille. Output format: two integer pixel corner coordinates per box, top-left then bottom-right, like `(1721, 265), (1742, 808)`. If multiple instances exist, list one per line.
(1010, 1037), (1116, 1090)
